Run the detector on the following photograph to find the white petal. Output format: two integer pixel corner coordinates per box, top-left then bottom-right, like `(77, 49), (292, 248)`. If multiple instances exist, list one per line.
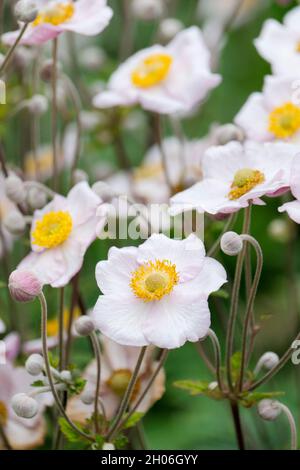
(279, 200), (300, 223)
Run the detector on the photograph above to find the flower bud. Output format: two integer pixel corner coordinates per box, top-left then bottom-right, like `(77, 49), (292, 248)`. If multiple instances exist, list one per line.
(27, 187), (47, 210)
(92, 181), (114, 202)
(27, 95), (48, 116)
(79, 46), (106, 71)
(25, 354), (44, 376)
(60, 370), (72, 382)
(215, 124), (245, 146)
(3, 212), (26, 236)
(257, 399), (282, 421)
(74, 317), (95, 337)
(4, 174), (26, 204)
(81, 388), (95, 405)
(14, 0), (38, 23)
(220, 231), (243, 256)
(259, 352), (279, 370)
(158, 18), (184, 43)
(102, 442), (115, 450)
(73, 169), (89, 184)
(11, 393), (38, 419)
(9, 270), (42, 303)
(131, 0), (164, 20)
(40, 59), (62, 82)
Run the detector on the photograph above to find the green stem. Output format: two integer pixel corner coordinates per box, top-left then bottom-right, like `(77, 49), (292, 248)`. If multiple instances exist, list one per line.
(207, 213), (237, 258)
(207, 329), (224, 393)
(51, 38), (59, 191)
(230, 400), (245, 450)
(0, 23), (28, 76)
(153, 113), (173, 192)
(90, 332), (102, 434)
(280, 404), (297, 450)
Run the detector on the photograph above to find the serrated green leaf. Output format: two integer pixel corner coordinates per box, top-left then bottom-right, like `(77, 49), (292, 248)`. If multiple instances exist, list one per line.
(123, 412), (144, 429)
(58, 418), (88, 444)
(239, 391), (285, 408)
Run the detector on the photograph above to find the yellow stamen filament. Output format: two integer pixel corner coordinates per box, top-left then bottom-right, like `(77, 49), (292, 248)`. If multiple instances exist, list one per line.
(131, 53), (173, 88)
(0, 401), (8, 426)
(130, 259), (179, 302)
(268, 102), (300, 139)
(47, 307), (80, 337)
(228, 168), (265, 200)
(33, 2), (74, 27)
(106, 369), (141, 401)
(32, 210), (73, 249)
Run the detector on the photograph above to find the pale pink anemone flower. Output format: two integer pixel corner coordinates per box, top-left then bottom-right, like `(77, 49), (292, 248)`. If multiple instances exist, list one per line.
(18, 182), (106, 288)
(254, 6), (300, 76)
(67, 335), (165, 422)
(0, 342), (49, 450)
(169, 141), (297, 217)
(235, 75), (300, 143)
(2, 0), (113, 46)
(92, 233), (226, 349)
(279, 154), (300, 223)
(93, 27), (221, 115)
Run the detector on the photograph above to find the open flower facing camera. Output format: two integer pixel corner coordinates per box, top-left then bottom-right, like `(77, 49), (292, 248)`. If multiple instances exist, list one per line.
(1, 0), (300, 455)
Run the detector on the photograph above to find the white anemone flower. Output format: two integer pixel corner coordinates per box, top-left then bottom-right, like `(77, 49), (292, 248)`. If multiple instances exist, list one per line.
(93, 27), (221, 115)
(170, 141), (297, 216)
(255, 6), (300, 76)
(92, 234), (226, 349)
(235, 76), (300, 143)
(279, 154), (300, 223)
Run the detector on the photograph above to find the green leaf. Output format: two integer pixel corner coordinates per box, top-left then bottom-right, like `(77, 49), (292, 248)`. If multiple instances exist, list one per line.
(173, 380), (222, 400)
(239, 391), (285, 408)
(67, 377), (87, 396)
(123, 412), (144, 429)
(48, 351), (59, 369)
(58, 418), (88, 444)
(31, 380), (45, 387)
(211, 289), (229, 299)
(113, 433), (128, 450)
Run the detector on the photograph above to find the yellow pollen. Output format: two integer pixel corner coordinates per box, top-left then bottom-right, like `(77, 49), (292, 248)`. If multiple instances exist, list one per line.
(0, 401), (8, 427)
(107, 369), (141, 401)
(32, 210), (73, 249)
(33, 2), (74, 27)
(131, 53), (173, 88)
(47, 307), (80, 337)
(130, 259), (179, 302)
(268, 102), (300, 139)
(228, 168), (265, 200)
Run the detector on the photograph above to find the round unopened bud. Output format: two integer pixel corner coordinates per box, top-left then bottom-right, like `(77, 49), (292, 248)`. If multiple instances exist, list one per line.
(92, 181), (114, 202)
(215, 124), (245, 146)
(102, 442), (115, 450)
(4, 174), (26, 204)
(268, 219), (291, 243)
(74, 316), (95, 337)
(259, 352), (280, 370)
(27, 187), (47, 210)
(27, 95), (48, 116)
(158, 18), (184, 42)
(25, 354), (44, 376)
(73, 169), (89, 184)
(220, 231), (243, 256)
(11, 393), (39, 419)
(9, 269), (42, 303)
(40, 59), (62, 82)
(257, 399), (282, 421)
(81, 388), (95, 405)
(131, 0), (164, 20)
(3, 212), (26, 236)
(60, 370), (72, 382)
(14, 0), (38, 23)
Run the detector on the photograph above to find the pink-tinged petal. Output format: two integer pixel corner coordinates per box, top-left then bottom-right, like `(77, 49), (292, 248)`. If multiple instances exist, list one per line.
(143, 295), (211, 349)
(2, 24), (62, 46)
(284, 6), (300, 32)
(263, 75), (297, 109)
(18, 248), (66, 287)
(50, 237), (86, 288)
(61, 0), (113, 36)
(92, 294), (151, 347)
(179, 257), (227, 298)
(235, 93), (271, 141)
(139, 89), (184, 114)
(93, 90), (137, 109)
(67, 182), (101, 226)
(137, 233), (206, 282)
(290, 154), (300, 199)
(278, 200), (300, 223)
(5, 418), (46, 450)
(95, 246), (138, 295)
(202, 142), (244, 181)
(23, 336), (59, 355)
(167, 26), (211, 71)
(254, 19), (296, 67)
(4, 333), (21, 361)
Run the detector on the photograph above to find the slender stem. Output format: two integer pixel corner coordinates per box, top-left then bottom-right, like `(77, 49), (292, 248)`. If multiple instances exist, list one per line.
(51, 38), (59, 191)
(195, 342), (216, 374)
(0, 142), (8, 177)
(153, 113), (173, 192)
(65, 274), (79, 367)
(230, 401), (245, 450)
(0, 23), (28, 75)
(106, 346), (147, 441)
(116, 349), (168, 433)
(38, 292), (93, 442)
(207, 329), (224, 393)
(207, 213), (237, 258)
(279, 404), (297, 450)
(90, 332), (102, 434)
(58, 287), (65, 371)
(0, 423), (12, 450)
(225, 205), (252, 391)
(238, 235), (263, 392)
(119, 0), (134, 60)
(247, 331), (300, 392)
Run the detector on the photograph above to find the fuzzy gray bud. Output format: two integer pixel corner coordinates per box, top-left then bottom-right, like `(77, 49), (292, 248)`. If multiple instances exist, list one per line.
(3, 212), (26, 236)
(92, 181), (114, 202)
(12, 393), (39, 419)
(14, 1), (38, 23)
(257, 399), (282, 421)
(74, 317), (95, 337)
(4, 175), (26, 204)
(27, 187), (47, 210)
(215, 124), (245, 146)
(221, 231), (243, 256)
(25, 354), (44, 376)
